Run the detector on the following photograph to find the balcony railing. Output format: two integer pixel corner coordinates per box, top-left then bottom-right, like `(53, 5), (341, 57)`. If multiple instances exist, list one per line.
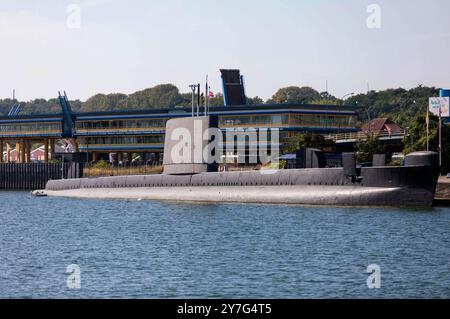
(325, 129), (406, 142)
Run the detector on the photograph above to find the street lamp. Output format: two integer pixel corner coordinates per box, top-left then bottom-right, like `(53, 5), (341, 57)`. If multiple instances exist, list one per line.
(338, 93), (355, 131)
(341, 93), (355, 101)
(405, 127), (414, 152)
(353, 100), (360, 130)
(366, 107), (372, 133)
(189, 84), (197, 117)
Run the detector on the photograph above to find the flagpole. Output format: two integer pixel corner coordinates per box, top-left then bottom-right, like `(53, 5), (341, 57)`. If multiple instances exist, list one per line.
(209, 86), (212, 115)
(439, 108), (442, 167)
(197, 83), (200, 117)
(426, 104), (429, 152)
(205, 75), (208, 116)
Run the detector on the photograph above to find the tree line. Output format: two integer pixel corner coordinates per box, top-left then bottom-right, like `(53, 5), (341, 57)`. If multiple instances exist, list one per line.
(0, 84), (440, 129)
(0, 83), (447, 172)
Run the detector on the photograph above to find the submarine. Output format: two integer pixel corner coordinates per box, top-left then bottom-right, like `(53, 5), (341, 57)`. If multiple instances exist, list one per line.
(41, 116), (440, 207)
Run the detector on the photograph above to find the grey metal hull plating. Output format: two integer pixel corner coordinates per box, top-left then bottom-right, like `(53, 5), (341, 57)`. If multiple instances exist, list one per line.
(43, 185), (435, 207)
(44, 165), (439, 207)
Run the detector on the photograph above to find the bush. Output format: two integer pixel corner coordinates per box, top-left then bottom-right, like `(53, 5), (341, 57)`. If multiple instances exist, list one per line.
(262, 159), (287, 170)
(355, 134), (386, 163)
(92, 160), (111, 169)
(283, 132), (335, 154)
(389, 159), (403, 166)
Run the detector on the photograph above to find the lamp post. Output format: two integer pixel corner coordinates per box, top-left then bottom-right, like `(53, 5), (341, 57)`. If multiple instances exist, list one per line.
(425, 100), (430, 152)
(341, 93), (355, 101)
(400, 99), (416, 152)
(353, 100), (359, 131)
(406, 127), (413, 152)
(189, 84), (197, 117)
(367, 108), (372, 133)
(339, 93), (354, 131)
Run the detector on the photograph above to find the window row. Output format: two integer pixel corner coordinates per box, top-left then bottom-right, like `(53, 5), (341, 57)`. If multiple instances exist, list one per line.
(219, 114), (355, 127)
(219, 115), (289, 126)
(79, 135), (165, 145)
(289, 115), (354, 127)
(0, 123), (62, 134)
(76, 119), (168, 130)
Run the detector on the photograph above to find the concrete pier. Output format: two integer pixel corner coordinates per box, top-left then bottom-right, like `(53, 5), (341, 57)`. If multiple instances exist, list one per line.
(435, 176), (450, 206)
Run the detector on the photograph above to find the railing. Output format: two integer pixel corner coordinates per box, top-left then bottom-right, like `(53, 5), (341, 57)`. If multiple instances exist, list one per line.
(219, 123), (355, 129)
(325, 130), (406, 142)
(0, 130), (62, 136)
(74, 127), (166, 133)
(77, 143), (164, 148)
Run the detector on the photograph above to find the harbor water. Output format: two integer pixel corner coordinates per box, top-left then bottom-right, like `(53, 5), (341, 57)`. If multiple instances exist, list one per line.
(0, 191), (449, 298)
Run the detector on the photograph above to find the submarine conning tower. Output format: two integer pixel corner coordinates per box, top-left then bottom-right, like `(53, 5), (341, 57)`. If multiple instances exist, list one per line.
(404, 151), (440, 168)
(163, 116), (219, 175)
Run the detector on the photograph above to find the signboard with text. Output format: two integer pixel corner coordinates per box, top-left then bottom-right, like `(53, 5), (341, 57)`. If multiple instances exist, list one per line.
(429, 97), (450, 117)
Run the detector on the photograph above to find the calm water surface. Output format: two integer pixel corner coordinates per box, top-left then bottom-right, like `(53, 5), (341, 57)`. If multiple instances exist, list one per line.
(0, 191), (449, 298)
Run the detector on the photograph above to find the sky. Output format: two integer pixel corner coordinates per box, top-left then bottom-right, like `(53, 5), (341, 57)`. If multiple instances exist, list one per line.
(0, 0), (450, 102)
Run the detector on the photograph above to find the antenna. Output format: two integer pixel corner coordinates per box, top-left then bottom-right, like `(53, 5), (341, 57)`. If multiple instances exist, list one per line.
(205, 75), (208, 116)
(197, 84), (200, 117)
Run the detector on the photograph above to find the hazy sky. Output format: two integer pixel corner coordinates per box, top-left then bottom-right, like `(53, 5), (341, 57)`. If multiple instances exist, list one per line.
(1, 0), (450, 102)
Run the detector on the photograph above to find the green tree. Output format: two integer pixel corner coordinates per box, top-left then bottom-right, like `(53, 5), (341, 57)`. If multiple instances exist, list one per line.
(310, 92), (341, 105)
(404, 114), (438, 154)
(124, 84), (185, 110)
(24, 98), (66, 114)
(208, 94), (264, 106)
(269, 86), (321, 104)
(355, 134), (386, 163)
(347, 85), (439, 128)
(80, 93), (127, 112)
(247, 96), (264, 105)
(284, 132), (335, 154)
(404, 114), (450, 174)
(208, 93), (225, 106)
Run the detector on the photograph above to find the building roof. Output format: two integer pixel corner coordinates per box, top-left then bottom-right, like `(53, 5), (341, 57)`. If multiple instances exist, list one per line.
(360, 118), (403, 134)
(74, 103), (357, 118)
(0, 103), (358, 121)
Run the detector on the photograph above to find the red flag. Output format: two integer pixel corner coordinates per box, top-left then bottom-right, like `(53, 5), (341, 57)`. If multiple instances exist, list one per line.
(209, 91), (214, 98)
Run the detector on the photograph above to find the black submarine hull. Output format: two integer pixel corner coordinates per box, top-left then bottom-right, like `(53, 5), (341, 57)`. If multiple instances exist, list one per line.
(43, 161), (440, 207)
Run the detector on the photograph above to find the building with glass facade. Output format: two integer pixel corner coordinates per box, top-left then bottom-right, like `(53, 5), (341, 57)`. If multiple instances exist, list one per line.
(73, 103), (357, 161)
(0, 68), (359, 163)
(0, 103), (357, 163)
